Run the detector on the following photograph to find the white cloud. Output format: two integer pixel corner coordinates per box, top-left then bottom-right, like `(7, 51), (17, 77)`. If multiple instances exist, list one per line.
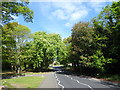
(70, 10), (88, 21)
(50, 2), (89, 27)
(51, 2), (88, 21)
(52, 2), (78, 14)
(51, 9), (68, 19)
(30, 1), (115, 39)
(38, 1), (110, 28)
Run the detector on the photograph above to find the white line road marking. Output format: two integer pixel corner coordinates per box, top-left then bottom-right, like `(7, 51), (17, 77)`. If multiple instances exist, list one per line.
(76, 80), (80, 83)
(64, 75), (94, 90)
(55, 73), (64, 90)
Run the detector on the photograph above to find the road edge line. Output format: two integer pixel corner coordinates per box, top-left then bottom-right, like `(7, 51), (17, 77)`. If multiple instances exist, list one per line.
(55, 73), (64, 90)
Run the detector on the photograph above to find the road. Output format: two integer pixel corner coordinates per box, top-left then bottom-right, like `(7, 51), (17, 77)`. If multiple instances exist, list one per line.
(38, 66), (120, 89)
(55, 71), (120, 90)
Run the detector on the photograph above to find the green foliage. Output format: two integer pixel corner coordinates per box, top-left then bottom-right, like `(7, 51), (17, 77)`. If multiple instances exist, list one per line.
(92, 1), (120, 74)
(72, 22), (95, 56)
(107, 75), (120, 81)
(22, 31), (67, 71)
(68, 1), (120, 75)
(61, 37), (72, 66)
(88, 50), (112, 72)
(2, 22), (31, 74)
(2, 1), (34, 24)
(70, 22), (95, 71)
(2, 0), (34, 72)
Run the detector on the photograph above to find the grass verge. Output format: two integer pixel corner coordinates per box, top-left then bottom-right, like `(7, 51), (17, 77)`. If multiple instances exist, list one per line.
(2, 76), (45, 88)
(106, 75), (120, 82)
(24, 72), (43, 75)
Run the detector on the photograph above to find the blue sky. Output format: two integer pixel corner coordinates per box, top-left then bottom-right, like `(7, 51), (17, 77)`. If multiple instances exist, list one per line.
(13, 1), (112, 39)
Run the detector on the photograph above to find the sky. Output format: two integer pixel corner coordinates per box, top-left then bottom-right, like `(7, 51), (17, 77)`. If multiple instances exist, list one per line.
(12, 1), (114, 39)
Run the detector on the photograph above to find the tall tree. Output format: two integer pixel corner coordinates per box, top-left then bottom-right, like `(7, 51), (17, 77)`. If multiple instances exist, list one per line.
(2, 22), (31, 74)
(92, 1), (120, 74)
(2, 22), (17, 71)
(1, 0), (34, 72)
(71, 22), (95, 72)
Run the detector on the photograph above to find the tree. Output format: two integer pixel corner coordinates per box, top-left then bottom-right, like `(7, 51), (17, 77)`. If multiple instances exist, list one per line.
(92, 1), (120, 74)
(70, 22), (95, 72)
(2, 0), (34, 24)
(2, 22), (17, 71)
(2, 22), (31, 74)
(1, 0), (34, 73)
(25, 31), (66, 71)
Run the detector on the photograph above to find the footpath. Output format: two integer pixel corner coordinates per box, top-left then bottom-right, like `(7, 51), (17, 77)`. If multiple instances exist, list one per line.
(38, 72), (59, 88)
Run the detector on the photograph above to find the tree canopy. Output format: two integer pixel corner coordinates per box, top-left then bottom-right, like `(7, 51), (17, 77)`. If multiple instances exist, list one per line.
(2, 0), (34, 24)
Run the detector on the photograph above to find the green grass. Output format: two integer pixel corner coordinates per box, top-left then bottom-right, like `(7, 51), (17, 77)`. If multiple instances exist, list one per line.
(24, 72), (43, 75)
(96, 74), (120, 82)
(2, 76), (45, 88)
(107, 75), (120, 81)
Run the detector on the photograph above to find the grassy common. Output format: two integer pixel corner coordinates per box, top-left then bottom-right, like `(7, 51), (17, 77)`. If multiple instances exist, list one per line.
(2, 76), (45, 88)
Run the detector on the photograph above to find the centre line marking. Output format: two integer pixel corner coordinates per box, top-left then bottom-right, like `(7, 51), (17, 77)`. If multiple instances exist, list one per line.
(64, 74), (94, 90)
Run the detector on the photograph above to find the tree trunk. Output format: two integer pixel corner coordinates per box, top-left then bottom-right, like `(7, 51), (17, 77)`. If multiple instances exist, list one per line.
(11, 65), (14, 71)
(76, 60), (80, 73)
(72, 61), (77, 71)
(17, 66), (22, 75)
(24, 63), (27, 70)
